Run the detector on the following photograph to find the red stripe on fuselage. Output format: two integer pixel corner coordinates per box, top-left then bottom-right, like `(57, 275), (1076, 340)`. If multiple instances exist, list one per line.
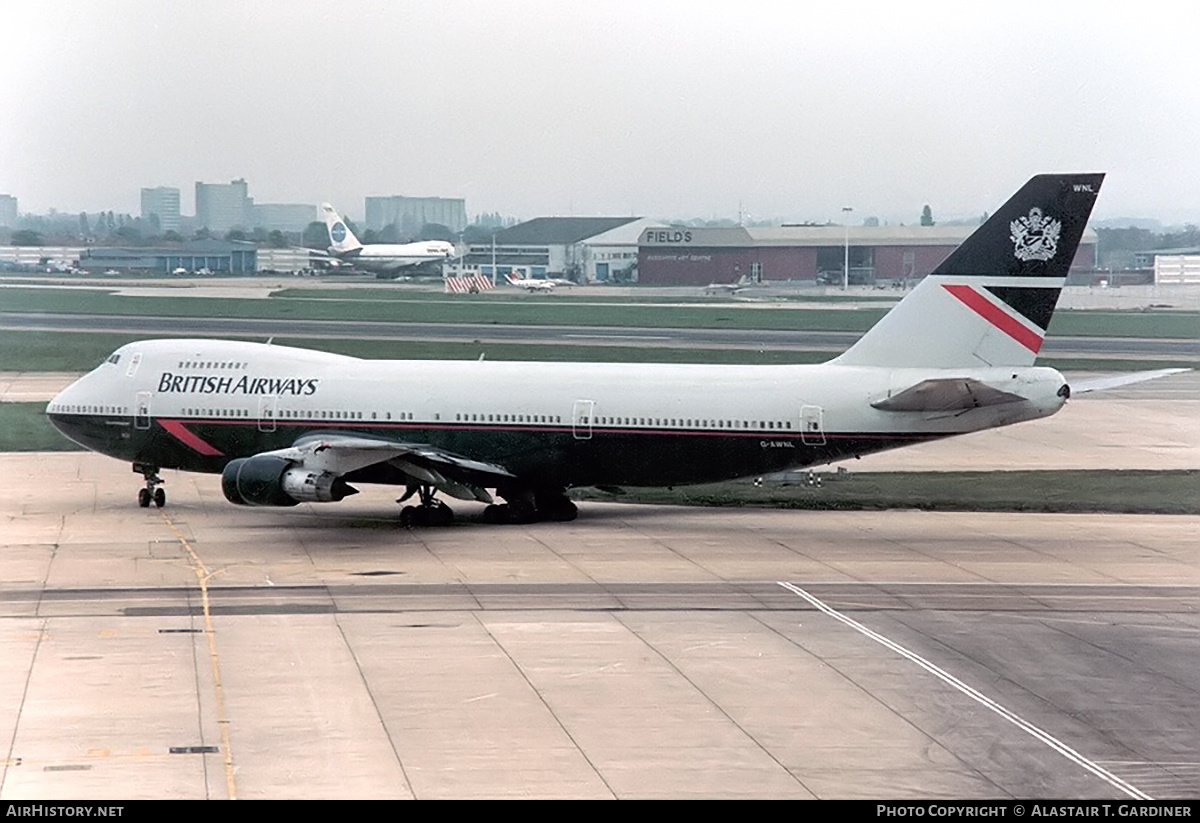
(159, 419), (225, 456)
(942, 283), (1044, 353)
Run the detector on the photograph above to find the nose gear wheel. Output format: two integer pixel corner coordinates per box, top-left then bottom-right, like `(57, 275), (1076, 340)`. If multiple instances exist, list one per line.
(134, 463), (166, 508)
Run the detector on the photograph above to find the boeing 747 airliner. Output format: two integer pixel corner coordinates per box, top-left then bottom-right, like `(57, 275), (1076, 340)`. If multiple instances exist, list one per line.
(52, 174), (1167, 526)
(317, 203), (455, 274)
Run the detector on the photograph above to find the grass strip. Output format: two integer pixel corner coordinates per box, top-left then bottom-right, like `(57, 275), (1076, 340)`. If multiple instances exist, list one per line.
(0, 402), (83, 451)
(574, 470), (1199, 515)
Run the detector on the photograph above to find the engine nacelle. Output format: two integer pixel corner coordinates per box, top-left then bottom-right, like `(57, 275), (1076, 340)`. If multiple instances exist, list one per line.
(221, 455), (356, 506)
(281, 467), (356, 503)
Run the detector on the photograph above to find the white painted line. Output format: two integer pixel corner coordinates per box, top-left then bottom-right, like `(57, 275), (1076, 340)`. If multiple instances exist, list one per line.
(776, 581), (1152, 800)
(562, 334), (674, 340)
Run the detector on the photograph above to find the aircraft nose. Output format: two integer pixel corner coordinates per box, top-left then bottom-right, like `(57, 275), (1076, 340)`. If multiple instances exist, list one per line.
(48, 378), (77, 412)
(47, 371), (86, 407)
(45, 370), (97, 425)
(46, 381), (79, 439)
(44, 373), (132, 456)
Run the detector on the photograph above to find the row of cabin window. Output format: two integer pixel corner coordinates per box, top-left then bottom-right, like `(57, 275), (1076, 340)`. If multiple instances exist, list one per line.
(176, 361), (249, 370)
(178, 409), (412, 421)
(183, 408), (249, 417)
(585, 416), (793, 430)
(51, 403), (129, 415)
(454, 413), (563, 423)
(276, 410), (423, 421)
(278, 409), (373, 420)
(173, 408), (792, 431)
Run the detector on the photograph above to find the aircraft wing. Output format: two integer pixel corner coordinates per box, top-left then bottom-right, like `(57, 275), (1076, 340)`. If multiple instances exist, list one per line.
(259, 433), (515, 503)
(291, 246), (348, 265)
(871, 378), (1028, 412)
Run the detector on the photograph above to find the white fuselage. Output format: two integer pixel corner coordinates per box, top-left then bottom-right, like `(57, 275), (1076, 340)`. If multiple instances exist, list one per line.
(335, 241), (455, 273)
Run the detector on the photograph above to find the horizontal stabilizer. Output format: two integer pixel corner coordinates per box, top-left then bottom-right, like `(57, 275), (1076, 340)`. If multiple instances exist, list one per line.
(1069, 368), (1190, 395)
(872, 378), (1027, 412)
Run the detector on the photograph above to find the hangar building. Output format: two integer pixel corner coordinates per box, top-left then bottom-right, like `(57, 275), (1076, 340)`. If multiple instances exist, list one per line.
(80, 239), (258, 274)
(638, 225), (1098, 287)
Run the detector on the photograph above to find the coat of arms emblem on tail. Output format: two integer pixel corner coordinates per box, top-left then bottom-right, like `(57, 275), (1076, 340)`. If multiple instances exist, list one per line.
(1010, 207), (1061, 262)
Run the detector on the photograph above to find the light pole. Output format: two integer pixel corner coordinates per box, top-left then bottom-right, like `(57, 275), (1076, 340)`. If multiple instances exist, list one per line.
(842, 206), (853, 290)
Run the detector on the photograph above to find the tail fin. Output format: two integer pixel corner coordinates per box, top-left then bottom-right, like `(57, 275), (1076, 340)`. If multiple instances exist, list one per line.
(321, 203), (364, 255)
(833, 173), (1103, 369)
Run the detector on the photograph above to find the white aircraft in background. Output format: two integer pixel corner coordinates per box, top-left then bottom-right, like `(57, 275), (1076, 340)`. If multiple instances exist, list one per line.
(47, 173), (1182, 527)
(318, 203), (456, 274)
(705, 274), (752, 295)
(505, 271), (574, 291)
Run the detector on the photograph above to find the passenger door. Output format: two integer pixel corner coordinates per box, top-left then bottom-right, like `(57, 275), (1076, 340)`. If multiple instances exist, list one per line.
(134, 391), (152, 430)
(572, 399), (595, 440)
(800, 404), (825, 446)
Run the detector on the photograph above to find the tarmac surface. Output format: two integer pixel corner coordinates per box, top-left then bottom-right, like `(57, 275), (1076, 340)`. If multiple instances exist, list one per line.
(0, 455), (1196, 800)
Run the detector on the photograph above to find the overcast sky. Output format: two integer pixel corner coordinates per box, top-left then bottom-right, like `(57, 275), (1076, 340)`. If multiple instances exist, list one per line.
(2, 1), (1197, 226)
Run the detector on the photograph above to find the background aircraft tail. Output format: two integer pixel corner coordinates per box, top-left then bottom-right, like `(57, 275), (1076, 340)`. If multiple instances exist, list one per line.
(321, 203), (364, 255)
(833, 173), (1103, 369)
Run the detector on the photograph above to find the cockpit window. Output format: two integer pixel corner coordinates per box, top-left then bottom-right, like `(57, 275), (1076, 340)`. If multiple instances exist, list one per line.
(106, 353), (121, 365)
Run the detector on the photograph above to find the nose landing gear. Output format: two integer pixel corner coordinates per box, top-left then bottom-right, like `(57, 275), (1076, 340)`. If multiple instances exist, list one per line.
(134, 463), (166, 508)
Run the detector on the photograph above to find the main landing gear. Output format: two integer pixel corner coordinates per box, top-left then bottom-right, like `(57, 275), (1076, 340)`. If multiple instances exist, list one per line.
(133, 463), (166, 508)
(397, 485), (579, 527)
(397, 484), (454, 528)
(482, 490), (577, 524)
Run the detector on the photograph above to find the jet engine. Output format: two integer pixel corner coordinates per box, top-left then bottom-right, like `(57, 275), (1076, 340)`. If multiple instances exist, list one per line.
(221, 455), (357, 506)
